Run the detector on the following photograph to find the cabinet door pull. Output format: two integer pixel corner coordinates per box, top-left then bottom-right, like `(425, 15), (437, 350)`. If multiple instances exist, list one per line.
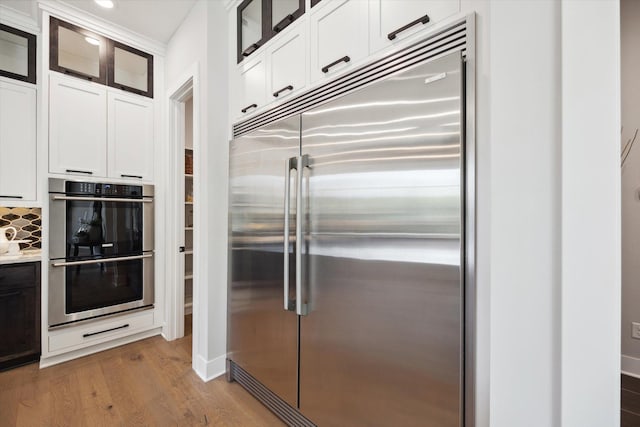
(83, 324), (130, 338)
(273, 85), (294, 98)
(0, 195), (23, 199)
(66, 169), (93, 175)
(241, 103), (258, 113)
(242, 43), (259, 57)
(121, 174), (143, 179)
(387, 14), (430, 40)
(273, 14), (294, 33)
(322, 56), (351, 73)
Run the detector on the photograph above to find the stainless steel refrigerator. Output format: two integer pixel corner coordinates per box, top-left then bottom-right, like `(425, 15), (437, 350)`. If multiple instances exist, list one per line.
(228, 51), (465, 427)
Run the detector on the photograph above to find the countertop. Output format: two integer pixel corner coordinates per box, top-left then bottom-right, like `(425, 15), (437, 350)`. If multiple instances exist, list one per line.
(0, 249), (42, 265)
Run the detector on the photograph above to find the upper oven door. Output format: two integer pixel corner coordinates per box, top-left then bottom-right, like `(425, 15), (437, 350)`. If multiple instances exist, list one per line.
(50, 185), (154, 261)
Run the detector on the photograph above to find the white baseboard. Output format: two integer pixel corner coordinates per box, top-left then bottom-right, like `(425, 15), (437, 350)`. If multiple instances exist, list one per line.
(193, 353), (226, 382)
(622, 354), (640, 378)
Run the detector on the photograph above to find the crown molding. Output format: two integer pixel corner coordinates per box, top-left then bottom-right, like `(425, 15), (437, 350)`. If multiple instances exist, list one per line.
(38, 0), (166, 55)
(0, 4), (40, 33)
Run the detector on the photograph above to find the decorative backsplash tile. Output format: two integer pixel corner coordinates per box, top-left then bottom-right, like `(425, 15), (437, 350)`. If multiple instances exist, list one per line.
(0, 207), (42, 250)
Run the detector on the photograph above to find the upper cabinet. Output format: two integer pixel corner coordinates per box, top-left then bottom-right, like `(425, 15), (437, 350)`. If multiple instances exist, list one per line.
(230, 0), (462, 121)
(107, 91), (154, 181)
(238, 0), (266, 62)
(0, 79), (37, 202)
(109, 41), (153, 98)
(49, 73), (154, 181)
(50, 17), (154, 98)
(50, 17), (107, 84)
(237, 0), (305, 63)
(0, 24), (36, 84)
(369, 0), (460, 53)
(268, 23), (306, 102)
(49, 73), (107, 177)
(309, 0), (369, 83)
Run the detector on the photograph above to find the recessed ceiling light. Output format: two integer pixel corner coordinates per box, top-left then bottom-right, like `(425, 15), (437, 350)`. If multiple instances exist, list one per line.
(85, 36), (100, 46)
(95, 0), (114, 8)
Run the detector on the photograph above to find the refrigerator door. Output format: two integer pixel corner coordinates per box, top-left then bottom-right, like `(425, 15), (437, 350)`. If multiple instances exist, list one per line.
(228, 115), (300, 408)
(299, 52), (464, 426)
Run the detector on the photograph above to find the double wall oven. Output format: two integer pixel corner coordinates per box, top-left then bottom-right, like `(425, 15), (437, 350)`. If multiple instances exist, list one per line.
(49, 179), (154, 327)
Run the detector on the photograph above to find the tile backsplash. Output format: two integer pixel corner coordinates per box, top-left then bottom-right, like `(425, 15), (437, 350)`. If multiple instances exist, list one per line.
(0, 207), (42, 250)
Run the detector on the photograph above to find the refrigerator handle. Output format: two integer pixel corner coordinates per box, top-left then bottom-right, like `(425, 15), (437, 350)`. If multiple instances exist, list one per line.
(296, 154), (310, 316)
(284, 156), (297, 311)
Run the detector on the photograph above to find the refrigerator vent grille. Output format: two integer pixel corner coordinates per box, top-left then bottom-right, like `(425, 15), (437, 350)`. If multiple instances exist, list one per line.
(233, 17), (468, 138)
(228, 361), (316, 427)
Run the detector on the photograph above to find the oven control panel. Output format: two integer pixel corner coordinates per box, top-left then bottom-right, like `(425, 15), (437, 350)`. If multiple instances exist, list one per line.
(65, 181), (143, 197)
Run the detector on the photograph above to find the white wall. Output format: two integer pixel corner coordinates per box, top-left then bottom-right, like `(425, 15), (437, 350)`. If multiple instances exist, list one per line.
(621, 0), (640, 373)
(463, 1), (620, 426)
(487, 1), (561, 425)
(165, 0), (229, 380)
(561, 2), (621, 426)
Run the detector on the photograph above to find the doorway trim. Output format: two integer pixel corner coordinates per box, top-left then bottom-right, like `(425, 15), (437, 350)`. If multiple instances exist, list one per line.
(165, 63), (200, 356)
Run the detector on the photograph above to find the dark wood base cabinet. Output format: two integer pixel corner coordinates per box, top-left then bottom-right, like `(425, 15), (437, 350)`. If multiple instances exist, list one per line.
(0, 262), (41, 371)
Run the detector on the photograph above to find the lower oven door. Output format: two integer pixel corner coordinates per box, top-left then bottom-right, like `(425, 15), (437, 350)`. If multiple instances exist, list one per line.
(48, 253), (154, 327)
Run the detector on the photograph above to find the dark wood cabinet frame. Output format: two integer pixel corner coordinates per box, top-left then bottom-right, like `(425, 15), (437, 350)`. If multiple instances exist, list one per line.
(311, 0), (322, 8)
(237, 0), (305, 64)
(50, 17), (154, 98)
(0, 23), (37, 84)
(107, 40), (154, 98)
(50, 17), (107, 85)
(0, 262), (41, 371)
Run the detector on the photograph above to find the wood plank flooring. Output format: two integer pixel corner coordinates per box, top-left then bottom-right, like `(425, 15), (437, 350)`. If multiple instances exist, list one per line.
(623, 374), (640, 427)
(0, 316), (283, 426)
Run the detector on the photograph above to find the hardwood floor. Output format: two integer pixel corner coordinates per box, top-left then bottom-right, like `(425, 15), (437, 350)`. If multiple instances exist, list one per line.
(0, 316), (283, 426)
(623, 374), (640, 427)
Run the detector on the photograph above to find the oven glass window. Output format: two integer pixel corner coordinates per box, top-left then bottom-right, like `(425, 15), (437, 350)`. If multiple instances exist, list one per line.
(65, 200), (143, 259)
(66, 258), (143, 313)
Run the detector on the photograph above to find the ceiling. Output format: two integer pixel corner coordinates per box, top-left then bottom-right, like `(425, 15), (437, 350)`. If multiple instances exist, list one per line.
(0, 0), (198, 44)
(61, 0), (197, 43)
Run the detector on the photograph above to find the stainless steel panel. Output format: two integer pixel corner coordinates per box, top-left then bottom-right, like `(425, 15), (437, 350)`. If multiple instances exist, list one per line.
(299, 52), (464, 426)
(227, 115), (300, 408)
(48, 178), (155, 259)
(48, 252), (154, 327)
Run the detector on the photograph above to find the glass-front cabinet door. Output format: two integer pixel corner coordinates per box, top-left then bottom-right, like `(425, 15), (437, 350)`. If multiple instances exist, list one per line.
(108, 41), (153, 98)
(50, 17), (107, 84)
(238, 0), (266, 62)
(272, 0), (304, 33)
(0, 24), (36, 84)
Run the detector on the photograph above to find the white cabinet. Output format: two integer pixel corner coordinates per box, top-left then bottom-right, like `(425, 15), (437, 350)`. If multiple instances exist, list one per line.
(108, 91), (154, 181)
(309, 0), (369, 83)
(235, 53), (266, 119)
(369, 0), (460, 53)
(0, 79), (36, 201)
(48, 309), (154, 354)
(49, 72), (154, 181)
(49, 73), (107, 177)
(268, 24), (306, 102)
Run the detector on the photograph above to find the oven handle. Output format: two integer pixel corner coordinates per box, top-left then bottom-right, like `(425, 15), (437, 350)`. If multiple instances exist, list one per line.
(51, 195), (153, 203)
(51, 253), (153, 267)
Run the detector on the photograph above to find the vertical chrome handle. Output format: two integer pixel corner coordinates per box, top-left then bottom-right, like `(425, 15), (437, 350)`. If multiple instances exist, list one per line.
(284, 156), (297, 311)
(296, 154), (309, 316)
